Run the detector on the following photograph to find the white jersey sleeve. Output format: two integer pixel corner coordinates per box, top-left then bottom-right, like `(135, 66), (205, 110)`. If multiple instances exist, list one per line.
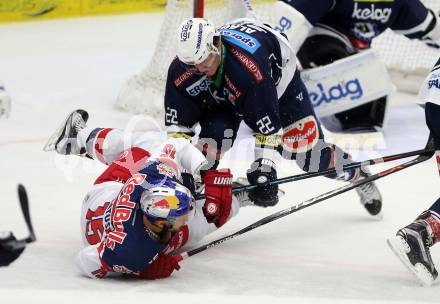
(416, 59), (440, 106)
(75, 244), (109, 279)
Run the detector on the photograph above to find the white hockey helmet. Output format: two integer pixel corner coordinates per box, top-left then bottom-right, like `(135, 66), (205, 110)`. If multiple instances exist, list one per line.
(177, 18), (220, 65)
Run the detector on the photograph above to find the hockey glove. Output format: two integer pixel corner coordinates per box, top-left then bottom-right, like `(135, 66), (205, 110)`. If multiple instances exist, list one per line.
(0, 231), (26, 267)
(246, 158), (279, 207)
(138, 254), (182, 280)
(202, 169), (233, 228)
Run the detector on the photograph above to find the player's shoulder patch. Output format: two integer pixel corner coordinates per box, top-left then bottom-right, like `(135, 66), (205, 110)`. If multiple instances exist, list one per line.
(228, 46), (264, 83)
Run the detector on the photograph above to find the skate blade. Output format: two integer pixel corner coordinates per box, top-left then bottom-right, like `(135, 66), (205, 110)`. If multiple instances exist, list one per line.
(387, 237), (435, 287)
(42, 111), (74, 152)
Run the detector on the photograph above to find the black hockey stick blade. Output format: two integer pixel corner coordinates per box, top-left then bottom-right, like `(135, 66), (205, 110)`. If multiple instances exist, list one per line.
(180, 149), (434, 260)
(17, 184), (36, 243)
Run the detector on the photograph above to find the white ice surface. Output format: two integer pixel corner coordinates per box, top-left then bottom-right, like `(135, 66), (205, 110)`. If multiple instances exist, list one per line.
(0, 13), (439, 304)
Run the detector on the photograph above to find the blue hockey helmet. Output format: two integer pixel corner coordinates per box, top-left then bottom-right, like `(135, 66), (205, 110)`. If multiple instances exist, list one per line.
(140, 179), (193, 224)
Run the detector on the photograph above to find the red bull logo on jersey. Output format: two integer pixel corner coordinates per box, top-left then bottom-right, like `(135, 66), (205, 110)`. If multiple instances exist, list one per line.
(105, 173), (146, 250)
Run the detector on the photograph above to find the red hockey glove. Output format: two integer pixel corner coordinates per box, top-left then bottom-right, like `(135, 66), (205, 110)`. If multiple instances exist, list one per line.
(202, 169), (233, 228)
(138, 254), (182, 280)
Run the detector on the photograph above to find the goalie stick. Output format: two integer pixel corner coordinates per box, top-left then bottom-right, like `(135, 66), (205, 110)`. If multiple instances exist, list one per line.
(179, 145), (434, 260)
(195, 146), (435, 200)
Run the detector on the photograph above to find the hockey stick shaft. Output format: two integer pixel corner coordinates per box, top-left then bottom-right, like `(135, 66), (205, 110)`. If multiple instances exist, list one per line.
(17, 184), (36, 243)
(233, 147), (434, 193)
(195, 147), (434, 200)
(180, 150), (434, 260)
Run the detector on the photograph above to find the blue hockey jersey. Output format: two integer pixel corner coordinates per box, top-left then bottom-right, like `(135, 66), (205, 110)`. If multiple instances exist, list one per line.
(165, 20), (293, 136)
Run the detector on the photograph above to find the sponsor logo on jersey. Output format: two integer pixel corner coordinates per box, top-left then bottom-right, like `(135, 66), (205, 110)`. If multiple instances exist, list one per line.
(428, 78), (440, 89)
(282, 116), (319, 153)
(428, 73), (440, 89)
(186, 76), (210, 96)
(174, 69), (195, 87)
(221, 29), (261, 53)
(104, 174), (146, 250)
(255, 134), (281, 148)
(308, 78), (364, 108)
(180, 19), (193, 41)
(229, 47), (263, 83)
(352, 3), (392, 24)
(224, 74), (242, 98)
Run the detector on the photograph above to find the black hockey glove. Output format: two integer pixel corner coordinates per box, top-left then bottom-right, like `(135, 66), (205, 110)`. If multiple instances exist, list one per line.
(246, 158), (279, 207)
(0, 231), (26, 267)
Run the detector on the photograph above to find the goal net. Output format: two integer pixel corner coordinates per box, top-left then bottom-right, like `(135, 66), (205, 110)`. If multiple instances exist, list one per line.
(115, 0), (440, 115)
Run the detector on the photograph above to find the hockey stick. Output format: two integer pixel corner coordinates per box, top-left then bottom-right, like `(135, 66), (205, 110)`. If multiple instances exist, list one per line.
(179, 148), (434, 260)
(194, 147), (434, 200)
(17, 184), (36, 243)
(231, 147), (435, 193)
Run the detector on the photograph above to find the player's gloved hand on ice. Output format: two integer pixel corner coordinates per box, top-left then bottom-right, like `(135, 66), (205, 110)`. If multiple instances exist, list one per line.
(246, 158), (279, 207)
(202, 169), (233, 228)
(0, 85), (11, 119)
(137, 254), (182, 279)
(0, 231), (26, 267)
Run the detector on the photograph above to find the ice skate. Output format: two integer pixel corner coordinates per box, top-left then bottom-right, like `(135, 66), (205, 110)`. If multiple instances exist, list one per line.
(43, 109), (89, 155)
(354, 169), (383, 218)
(387, 220), (438, 286)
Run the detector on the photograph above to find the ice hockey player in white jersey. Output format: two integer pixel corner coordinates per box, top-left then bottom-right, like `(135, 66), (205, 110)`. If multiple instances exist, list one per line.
(0, 83), (11, 119)
(387, 57), (440, 287)
(271, 0), (440, 131)
(43, 109), (255, 279)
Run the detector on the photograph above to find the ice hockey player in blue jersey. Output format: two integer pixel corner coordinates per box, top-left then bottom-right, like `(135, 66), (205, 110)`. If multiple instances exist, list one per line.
(164, 18), (382, 216)
(43, 109), (245, 279)
(271, 0), (440, 131)
(387, 57), (440, 286)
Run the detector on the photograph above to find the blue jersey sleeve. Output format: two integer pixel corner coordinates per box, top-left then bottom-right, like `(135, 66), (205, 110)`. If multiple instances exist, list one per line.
(164, 58), (204, 130)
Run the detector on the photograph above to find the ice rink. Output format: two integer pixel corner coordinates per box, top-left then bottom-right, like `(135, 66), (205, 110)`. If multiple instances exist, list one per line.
(0, 13), (439, 303)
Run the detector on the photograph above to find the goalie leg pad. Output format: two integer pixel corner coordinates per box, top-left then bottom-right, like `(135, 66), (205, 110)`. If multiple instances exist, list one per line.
(271, 0), (313, 52)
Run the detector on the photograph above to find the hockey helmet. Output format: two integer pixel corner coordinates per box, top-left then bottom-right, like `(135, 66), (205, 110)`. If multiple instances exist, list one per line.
(177, 18), (220, 65)
(140, 179), (193, 224)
